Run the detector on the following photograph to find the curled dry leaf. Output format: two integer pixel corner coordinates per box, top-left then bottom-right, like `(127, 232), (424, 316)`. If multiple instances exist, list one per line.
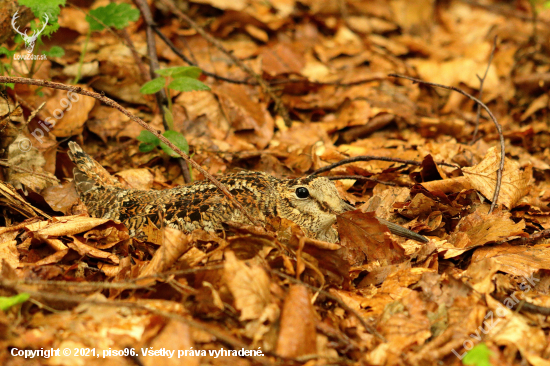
(7, 134), (59, 192)
(116, 169), (155, 190)
(215, 84), (275, 149)
(41, 181), (80, 214)
(276, 285), (317, 357)
(139, 227), (193, 280)
(46, 87), (96, 138)
(68, 236), (120, 264)
(141, 320), (198, 366)
(31, 216), (117, 238)
(462, 146), (532, 209)
(471, 243), (550, 279)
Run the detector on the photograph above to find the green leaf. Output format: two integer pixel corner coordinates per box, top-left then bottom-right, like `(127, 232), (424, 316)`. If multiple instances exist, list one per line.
(1, 83), (15, 89)
(0, 293), (30, 311)
(18, 0), (65, 21)
(12, 1), (62, 41)
(43, 45), (64, 57)
(160, 130), (189, 157)
(156, 66), (202, 79)
(140, 77), (166, 95)
(168, 77), (210, 92)
(463, 343), (492, 366)
(86, 3), (140, 32)
(163, 106), (174, 131)
(139, 142), (156, 152)
(0, 47), (16, 58)
(137, 130), (160, 145)
(137, 130), (160, 152)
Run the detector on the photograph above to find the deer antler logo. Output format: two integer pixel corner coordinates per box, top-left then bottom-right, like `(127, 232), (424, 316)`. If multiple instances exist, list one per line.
(11, 10), (49, 54)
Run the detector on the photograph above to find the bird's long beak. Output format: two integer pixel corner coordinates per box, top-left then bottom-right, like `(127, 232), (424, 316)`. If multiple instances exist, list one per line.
(339, 201), (429, 243)
(377, 218), (429, 243)
(342, 201), (355, 212)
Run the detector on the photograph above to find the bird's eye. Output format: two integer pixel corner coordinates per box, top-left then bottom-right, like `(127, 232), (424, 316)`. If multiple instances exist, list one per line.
(295, 187), (310, 199)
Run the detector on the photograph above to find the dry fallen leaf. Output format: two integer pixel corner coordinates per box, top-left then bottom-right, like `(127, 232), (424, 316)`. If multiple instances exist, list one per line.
(276, 285), (317, 357)
(224, 250), (272, 321)
(338, 210), (406, 266)
(462, 146), (532, 209)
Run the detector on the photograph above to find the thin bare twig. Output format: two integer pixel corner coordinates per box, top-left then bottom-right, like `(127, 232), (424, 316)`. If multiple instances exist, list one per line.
(0, 76), (261, 227)
(118, 28), (150, 84)
(150, 26), (253, 85)
(470, 36), (497, 145)
(311, 155), (459, 176)
(156, 0), (293, 126)
(133, 0), (192, 184)
(389, 73), (505, 214)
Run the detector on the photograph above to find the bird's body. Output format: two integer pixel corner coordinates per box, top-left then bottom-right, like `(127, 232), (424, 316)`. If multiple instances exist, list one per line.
(68, 142), (351, 242)
(68, 142), (428, 244)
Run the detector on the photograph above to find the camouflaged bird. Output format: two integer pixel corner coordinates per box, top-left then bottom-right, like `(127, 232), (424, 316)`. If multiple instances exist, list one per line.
(68, 142), (428, 243)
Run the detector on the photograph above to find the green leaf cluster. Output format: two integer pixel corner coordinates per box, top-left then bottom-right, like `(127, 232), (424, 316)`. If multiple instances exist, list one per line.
(17, 0), (65, 38)
(140, 66), (210, 94)
(137, 130), (189, 158)
(86, 3), (140, 32)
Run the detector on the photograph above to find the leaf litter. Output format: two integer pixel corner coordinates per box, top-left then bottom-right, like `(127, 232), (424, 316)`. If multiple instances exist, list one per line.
(1, 0), (550, 365)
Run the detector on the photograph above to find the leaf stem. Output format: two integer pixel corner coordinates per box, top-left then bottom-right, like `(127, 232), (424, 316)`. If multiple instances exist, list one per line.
(74, 29), (91, 84)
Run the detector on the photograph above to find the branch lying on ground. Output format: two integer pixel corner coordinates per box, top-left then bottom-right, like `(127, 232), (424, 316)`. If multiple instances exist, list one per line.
(311, 155), (459, 176)
(389, 73), (505, 214)
(492, 292), (550, 316)
(0, 76), (261, 227)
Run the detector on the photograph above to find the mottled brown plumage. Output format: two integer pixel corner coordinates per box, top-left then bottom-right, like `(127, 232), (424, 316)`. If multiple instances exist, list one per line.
(68, 142), (352, 242)
(68, 142), (428, 244)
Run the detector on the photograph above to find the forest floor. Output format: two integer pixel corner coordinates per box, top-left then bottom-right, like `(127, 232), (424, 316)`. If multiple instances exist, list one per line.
(1, 0), (550, 365)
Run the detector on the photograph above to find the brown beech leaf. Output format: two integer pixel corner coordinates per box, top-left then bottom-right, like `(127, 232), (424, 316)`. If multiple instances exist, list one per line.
(41, 181), (80, 214)
(337, 210), (406, 266)
(46, 86), (96, 138)
(448, 209), (526, 250)
(276, 285), (317, 357)
(139, 227), (194, 279)
(224, 250), (272, 321)
(462, 146), (532, 209)
(471, 243), (550, 278)
(141, 320), (198, 366)
(0, 240), (19, 272)
(67, 236), (120, 264)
